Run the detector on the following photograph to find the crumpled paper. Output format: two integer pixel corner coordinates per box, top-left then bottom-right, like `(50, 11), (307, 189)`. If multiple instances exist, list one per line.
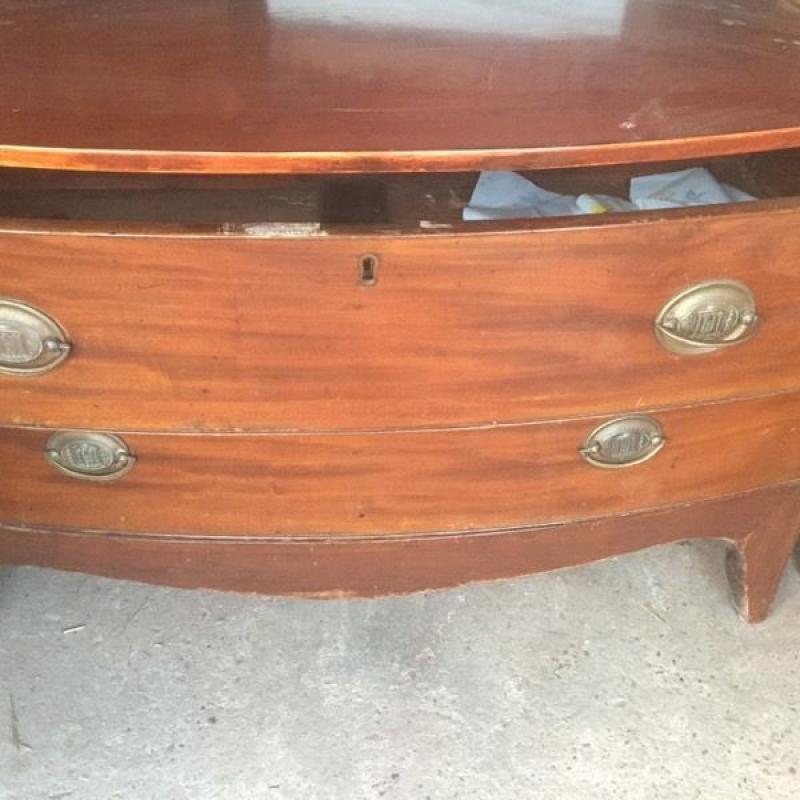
(463, 167), (755, 221)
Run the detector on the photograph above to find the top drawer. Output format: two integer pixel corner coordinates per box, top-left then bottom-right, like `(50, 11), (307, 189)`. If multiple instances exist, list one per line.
(1, 155), (800, 432)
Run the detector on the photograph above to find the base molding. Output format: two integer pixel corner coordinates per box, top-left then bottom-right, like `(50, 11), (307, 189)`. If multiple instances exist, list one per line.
(4, 484), (800, 621)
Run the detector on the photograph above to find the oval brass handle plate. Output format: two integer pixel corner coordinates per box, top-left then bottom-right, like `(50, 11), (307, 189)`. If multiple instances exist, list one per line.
(0, 298), (72, 375)
(655, 280), (758, 356)
(580, 415), (665, 469)
(45, 431), (136, 481)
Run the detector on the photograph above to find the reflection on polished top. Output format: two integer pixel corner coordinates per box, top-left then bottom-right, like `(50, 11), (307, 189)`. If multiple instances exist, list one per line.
(0, 0), (799, 172)
(269, 0), (630, 38)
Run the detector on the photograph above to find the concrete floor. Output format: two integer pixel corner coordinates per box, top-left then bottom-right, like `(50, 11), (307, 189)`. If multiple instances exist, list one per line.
(1, 541), (800, 800)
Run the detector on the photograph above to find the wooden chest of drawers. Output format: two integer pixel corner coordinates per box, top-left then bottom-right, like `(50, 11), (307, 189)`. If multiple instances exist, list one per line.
(3, 0), (800, 621)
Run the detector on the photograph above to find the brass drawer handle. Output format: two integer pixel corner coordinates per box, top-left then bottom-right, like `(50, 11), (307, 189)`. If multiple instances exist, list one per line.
(655, 280), (758, 356)
(45, 431), (136, 481)
(0, 298), (72, 375)
(580, 415), (665, 469)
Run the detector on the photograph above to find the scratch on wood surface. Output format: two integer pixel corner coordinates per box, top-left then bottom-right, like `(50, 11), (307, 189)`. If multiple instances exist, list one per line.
(486, 60), (496, 93)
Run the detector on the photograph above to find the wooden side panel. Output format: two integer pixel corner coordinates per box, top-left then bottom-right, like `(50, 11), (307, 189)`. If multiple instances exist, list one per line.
(4, 391), (800, 537)
(2, 206), (800, 431)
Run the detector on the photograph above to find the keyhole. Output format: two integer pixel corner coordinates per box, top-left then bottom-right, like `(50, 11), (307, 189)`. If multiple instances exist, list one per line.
(359, 254), (379, 287)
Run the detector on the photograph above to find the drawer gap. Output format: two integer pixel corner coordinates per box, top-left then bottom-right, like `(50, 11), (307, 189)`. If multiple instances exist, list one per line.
(0, 148), (798, 229)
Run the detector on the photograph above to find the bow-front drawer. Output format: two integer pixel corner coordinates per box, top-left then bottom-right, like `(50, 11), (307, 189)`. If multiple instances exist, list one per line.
(3, 390), (800, 538)
(1, 155), (800, 432)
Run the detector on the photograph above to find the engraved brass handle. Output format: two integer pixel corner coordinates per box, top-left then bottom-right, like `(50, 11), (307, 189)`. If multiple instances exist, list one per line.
(580, 415), (665, 469)
(0, 298), (72, 375)
(45, 431), (136, 481)
(655, 280), (758, 356)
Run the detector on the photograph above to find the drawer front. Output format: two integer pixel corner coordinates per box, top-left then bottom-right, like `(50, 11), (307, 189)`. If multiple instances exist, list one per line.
(1, 205), (800, 431)
(3, 391), (800, 538)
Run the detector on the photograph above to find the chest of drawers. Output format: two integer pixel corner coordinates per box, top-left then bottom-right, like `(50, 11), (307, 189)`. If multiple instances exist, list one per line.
(3, 0), (800, 621)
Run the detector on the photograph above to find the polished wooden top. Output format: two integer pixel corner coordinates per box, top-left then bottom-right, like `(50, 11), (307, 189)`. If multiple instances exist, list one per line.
(1, 0), (800, 173)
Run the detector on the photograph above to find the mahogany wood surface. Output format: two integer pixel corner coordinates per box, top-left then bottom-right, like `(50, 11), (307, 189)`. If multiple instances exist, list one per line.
(4, 483), (800, 622)
(0, 1), (800, 173)
(2, 201), (800, 431)
(4, 390), (800, 537)
(3, 4), (800, 620)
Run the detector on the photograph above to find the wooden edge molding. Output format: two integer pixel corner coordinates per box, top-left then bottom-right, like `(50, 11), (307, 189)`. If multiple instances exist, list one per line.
(0, 196), (795, 242)
(1, 128), (800, 176)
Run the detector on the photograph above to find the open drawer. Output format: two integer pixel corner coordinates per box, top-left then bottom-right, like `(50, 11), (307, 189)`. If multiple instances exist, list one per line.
(1, 149), (800, 432)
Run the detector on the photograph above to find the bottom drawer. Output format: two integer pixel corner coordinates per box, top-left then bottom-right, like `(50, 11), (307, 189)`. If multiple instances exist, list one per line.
(2, 391), (800, 538)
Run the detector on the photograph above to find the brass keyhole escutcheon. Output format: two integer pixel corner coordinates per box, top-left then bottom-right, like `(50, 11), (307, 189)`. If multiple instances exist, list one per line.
(358, 254), (379, 287)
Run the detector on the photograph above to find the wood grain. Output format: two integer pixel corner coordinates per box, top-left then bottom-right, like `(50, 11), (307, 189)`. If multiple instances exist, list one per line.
(4, 483), (800, 622)
(2, 202), (800, 431)
(0, 1), (799, 172)
(4, 390), (800, 537)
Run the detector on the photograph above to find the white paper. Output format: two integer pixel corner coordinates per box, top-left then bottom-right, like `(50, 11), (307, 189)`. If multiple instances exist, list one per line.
(462, 170), (580, 220)
(630, 167), (755, 210)
(463, 167), (756, 221)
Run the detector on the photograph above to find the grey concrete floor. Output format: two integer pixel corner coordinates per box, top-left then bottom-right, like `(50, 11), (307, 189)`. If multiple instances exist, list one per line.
(1, 541), (800, 800)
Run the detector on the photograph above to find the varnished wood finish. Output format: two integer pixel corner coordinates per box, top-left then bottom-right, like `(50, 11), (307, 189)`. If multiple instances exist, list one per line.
(3, 2), (800, 619)
(0, 1), (800, 173)
(726, 496), (800, 623)
(4, 483), (800, 622)
(3, 201), (800, 431)
(4, 391), (800, 537)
